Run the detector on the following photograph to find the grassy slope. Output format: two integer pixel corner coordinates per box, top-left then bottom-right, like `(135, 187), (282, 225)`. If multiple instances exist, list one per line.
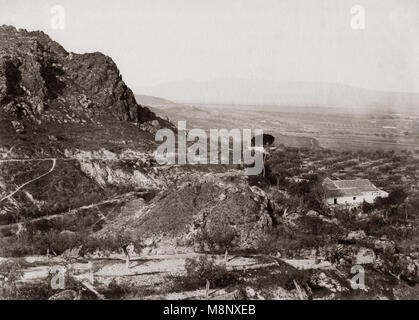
(0, 112), (157, 157)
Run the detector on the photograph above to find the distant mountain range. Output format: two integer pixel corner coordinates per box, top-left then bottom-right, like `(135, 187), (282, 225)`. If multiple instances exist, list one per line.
(135, 95), (177, 108)
(137, 79), (419, 114)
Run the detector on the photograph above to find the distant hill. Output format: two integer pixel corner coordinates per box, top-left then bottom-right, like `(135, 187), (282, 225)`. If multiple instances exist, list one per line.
(135, 94), (177, 108)
(138, 79), (419, 114)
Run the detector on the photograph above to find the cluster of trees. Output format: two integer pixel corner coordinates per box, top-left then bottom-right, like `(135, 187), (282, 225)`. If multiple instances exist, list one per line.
(253, 144), (419, 221)
(362, 187), (419, 221)
(287, 175), (326, 212)
(248, 147), (329, 213)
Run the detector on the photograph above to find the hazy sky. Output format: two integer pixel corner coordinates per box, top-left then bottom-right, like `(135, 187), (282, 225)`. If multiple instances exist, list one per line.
(1, 0), (419, 93)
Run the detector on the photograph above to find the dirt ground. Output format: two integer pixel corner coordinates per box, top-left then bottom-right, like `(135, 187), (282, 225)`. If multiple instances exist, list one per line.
(7, 252), (286, 299)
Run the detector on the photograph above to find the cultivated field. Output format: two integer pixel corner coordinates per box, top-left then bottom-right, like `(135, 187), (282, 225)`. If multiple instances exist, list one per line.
(147, 101), (419, 153)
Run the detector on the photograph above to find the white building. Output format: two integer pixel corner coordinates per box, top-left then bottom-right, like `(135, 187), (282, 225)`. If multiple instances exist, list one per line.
(322, 178), (388, 206)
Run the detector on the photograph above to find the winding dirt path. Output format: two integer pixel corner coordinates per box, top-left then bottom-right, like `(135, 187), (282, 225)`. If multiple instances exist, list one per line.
(0, 158), (56, 203)
(0, 191), (152, 233)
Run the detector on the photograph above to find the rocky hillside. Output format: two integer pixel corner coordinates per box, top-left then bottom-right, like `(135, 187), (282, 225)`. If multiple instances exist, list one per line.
(96, 169), (275, 254)
(0, 25), (173, 158)
(2, 26), (418, 301)
(0, 25), (158, 125)
(0, 25), (176, 232)
(1, 26), (263, 251)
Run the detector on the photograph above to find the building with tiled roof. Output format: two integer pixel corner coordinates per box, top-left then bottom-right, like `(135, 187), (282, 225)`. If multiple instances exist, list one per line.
(322, 177), (388, 206)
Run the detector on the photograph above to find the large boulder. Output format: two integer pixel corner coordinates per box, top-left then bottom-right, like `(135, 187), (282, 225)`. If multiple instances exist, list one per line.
(345, 230), (366, 242)
(355, 248), (376, 265)
(309, 272), (348, 293)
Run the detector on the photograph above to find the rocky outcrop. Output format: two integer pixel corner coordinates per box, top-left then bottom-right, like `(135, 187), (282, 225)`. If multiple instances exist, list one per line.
(309, 272), (348, 293)
(97, 171), (275, 254)
(0, 25), (161, 126)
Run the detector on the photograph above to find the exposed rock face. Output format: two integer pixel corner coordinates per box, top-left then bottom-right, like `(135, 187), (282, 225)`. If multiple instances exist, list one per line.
(0, 25), (157, 125)
(345, 230), (367, 242)
(97, 170), (275, 254)
(355, 248), (376, 265)
(309, 272), (348, 293)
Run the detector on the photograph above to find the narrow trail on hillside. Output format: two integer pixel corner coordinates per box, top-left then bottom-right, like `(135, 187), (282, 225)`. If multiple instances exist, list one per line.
(0, 191), (152, 232)
(0, 159), (56, 203)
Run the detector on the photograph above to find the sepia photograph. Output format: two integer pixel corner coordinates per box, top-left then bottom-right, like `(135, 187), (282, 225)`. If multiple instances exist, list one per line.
(1, 0), (419, 307)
